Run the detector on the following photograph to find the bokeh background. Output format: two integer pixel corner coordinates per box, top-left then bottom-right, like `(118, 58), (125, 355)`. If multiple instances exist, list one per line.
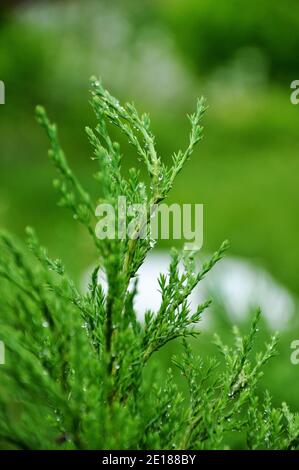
(1, 0), (299, 434)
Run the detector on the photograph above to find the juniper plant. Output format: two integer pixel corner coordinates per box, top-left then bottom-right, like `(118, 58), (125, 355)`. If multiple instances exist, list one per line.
(0, 79), (298, 450)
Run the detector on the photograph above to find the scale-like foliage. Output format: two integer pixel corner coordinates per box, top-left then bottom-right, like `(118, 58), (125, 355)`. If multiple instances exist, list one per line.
(0, 80), (297, 449)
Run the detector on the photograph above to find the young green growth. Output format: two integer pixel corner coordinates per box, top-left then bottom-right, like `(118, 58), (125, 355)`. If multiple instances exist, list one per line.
(0, 80), (297, 450)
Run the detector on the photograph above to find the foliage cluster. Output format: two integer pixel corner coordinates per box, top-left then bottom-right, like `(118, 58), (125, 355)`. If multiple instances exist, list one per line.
(0, 81), (298, 449)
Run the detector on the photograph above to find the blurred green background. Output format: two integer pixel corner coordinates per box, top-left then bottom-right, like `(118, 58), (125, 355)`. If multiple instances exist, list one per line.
(0, 0), (299, 421)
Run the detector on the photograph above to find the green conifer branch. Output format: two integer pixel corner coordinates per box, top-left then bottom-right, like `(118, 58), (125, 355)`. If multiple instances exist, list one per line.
(0, 80), (296, 450)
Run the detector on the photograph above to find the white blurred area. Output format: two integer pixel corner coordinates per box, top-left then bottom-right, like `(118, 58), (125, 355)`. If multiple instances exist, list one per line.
(82, 250), (296, 332)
